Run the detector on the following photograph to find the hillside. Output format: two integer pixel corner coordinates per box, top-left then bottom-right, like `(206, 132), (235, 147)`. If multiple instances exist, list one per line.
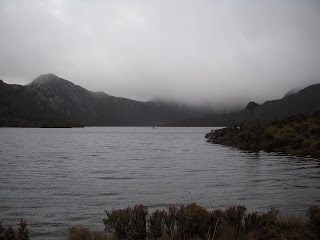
(0, 74), (212, 127)
(205, 112), (320, 158)
(2, 74), (320, 127)
(0, 79), (81, 127)
(170, 83), (320, 126)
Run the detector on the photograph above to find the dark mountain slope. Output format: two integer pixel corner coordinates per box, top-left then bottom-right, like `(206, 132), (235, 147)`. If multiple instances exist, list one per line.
(1, 74), (209, 127)
(170, 83), (320, 126)
(3, 73), (319, 127)
(28, 74), (104, 125)
(0, 79), (77, 127)
(256, 84), (320, 120)
(27, 74), (207, 126)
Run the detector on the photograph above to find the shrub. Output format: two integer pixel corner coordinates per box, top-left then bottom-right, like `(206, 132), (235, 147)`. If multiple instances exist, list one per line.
(102, 204), (320, 240)
(104, 204), (148, 240)
(308, 206), (320, 238)
(0, 225), (16, 240)
(17, 219), (29, 240)
(278, 213), (317, 240)
(175, 203), (212, 239)
(163, 206), (177, 237)
(244, 212), (261, 234)
(224, 206), (246, 230)
(214, 206), (247, 239)
(309, 126), (320, 137)
(148, 210), (167, 239)
(217, 222), (246, 240)
(0, 219), (29, 240)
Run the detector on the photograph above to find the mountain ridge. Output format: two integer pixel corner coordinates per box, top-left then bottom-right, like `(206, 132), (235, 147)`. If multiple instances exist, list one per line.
(169, 83), (320, 126)
(0, 74), (213, 127)
(1, 74), (320, 127)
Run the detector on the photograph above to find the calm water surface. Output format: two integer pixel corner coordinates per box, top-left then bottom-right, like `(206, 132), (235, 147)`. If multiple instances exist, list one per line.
(0, 127), (320, 239)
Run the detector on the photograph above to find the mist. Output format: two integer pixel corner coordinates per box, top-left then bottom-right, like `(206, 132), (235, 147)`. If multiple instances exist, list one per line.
(1, 0), (320, 108)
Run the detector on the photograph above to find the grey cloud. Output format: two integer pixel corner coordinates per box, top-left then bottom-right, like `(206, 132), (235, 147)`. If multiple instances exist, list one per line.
(0, 0), (320, 108)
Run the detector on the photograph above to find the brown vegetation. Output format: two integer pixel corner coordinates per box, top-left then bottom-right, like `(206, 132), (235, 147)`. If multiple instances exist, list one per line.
(0, 219), (29, 240)
(66, 204), (320, 240)
(3, 205), (319, 240)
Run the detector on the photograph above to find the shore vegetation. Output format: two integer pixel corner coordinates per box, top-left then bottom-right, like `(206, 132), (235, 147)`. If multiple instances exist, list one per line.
(65, 204), (320, 240)
(205, 111), (320, 158)
(2, 204), (320, 239)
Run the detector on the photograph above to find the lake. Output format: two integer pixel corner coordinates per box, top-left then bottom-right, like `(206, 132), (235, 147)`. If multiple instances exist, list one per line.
(0, 127), (319, 239)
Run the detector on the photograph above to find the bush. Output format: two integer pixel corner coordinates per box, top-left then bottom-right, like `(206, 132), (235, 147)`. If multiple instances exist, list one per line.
(0, 219), (29, 240)
(104, 204), (148, 240)
(148, 210), (167, 239)
(100, 204), (320, 240)
(206, 111), (320, 158)
(277, 214), (317, 240)
(214, 206), (247, 240)
(308, 206), (320, 238)
(225, 206), (246, 229)
(309, 126), (320, 137)
(175, 203), (212, 239)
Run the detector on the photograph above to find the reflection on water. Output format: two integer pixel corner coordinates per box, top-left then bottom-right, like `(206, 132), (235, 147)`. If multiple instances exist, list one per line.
(0, 127), (319, 239)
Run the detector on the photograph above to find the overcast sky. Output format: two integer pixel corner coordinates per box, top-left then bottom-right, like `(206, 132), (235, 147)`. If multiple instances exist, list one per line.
(1, 0), (320, 107)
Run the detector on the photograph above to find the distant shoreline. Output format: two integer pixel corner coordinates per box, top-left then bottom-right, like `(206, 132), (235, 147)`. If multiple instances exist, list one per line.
(205, 112), (320, 159)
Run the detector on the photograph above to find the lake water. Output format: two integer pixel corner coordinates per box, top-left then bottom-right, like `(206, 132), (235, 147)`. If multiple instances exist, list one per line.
(0, 127), (319, 239)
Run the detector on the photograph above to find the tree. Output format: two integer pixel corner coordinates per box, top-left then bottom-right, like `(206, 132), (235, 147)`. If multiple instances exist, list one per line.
(246, 101), (259, 122)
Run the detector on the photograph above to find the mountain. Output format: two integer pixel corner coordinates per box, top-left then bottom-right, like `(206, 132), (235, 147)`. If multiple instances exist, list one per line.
(170, 83), (320, 126)
(0, 77), (80, 127)
(2, 73), (319, 127)
(283, 88), (299, 98)
(0, 74), (212, 127)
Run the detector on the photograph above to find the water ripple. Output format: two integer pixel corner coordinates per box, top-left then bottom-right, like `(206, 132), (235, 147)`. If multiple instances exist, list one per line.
(0, 127), (319, 240)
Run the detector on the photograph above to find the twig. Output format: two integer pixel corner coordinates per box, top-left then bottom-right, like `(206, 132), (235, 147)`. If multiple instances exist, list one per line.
(212, 217), (219, 240)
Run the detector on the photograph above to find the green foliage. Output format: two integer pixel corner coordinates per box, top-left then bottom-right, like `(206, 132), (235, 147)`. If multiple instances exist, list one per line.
(246, 101), (260, 122)
(246, 102), (259, 111)
(205, 111), (320, 159)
